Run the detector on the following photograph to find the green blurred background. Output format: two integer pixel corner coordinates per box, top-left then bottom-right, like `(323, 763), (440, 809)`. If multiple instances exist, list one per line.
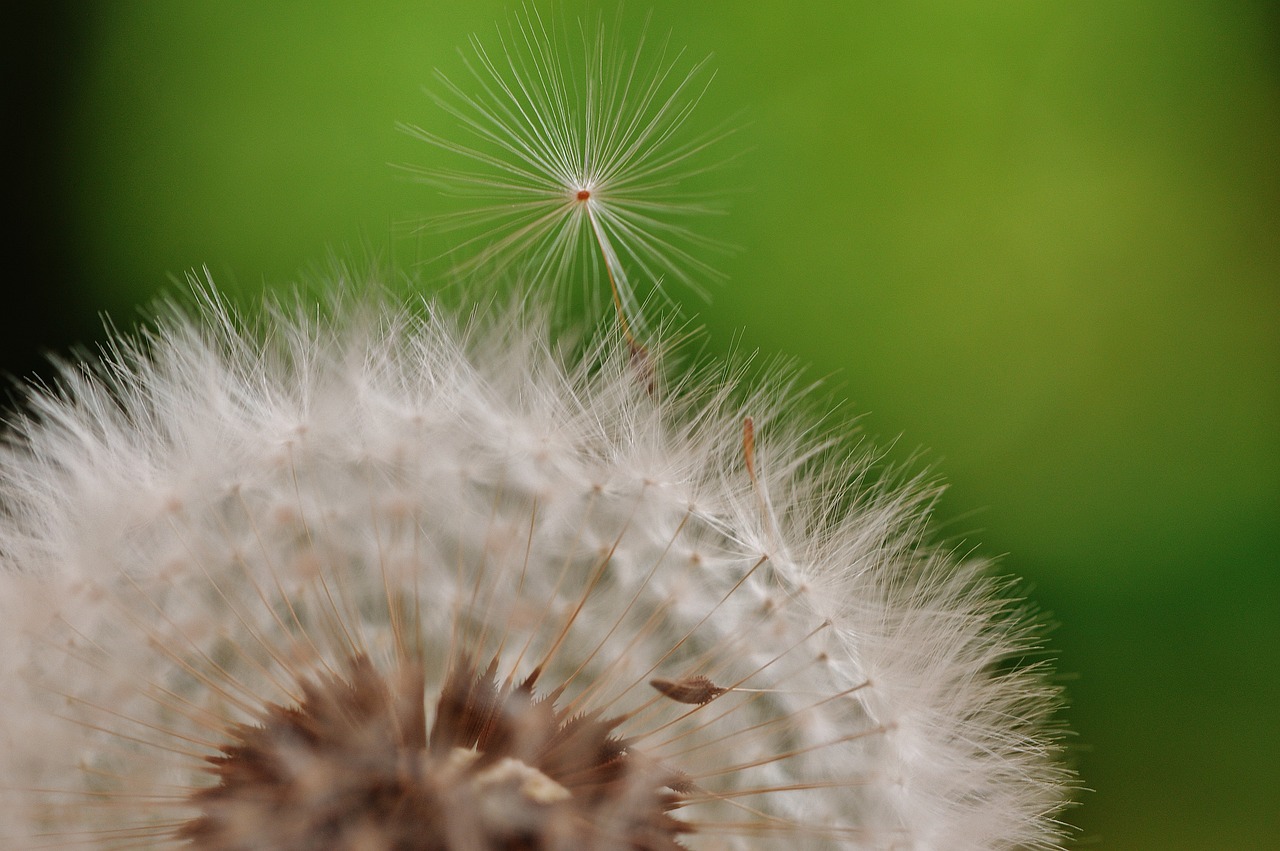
(7, 2), (1278, 847)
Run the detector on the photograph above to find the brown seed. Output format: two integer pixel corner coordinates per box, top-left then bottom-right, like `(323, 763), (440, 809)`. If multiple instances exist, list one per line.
(649, 675), (727, 705)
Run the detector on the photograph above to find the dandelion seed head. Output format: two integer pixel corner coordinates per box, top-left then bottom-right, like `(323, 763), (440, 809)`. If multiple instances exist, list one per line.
(0, 284), (1069, 848)
(0, 7), (1071, 849)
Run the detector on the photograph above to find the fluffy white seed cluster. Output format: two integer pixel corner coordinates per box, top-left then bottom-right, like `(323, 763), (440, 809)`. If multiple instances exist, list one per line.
(0, 283), (1066, 849)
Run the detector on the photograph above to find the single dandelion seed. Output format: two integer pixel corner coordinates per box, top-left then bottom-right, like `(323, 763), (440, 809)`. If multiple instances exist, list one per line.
(402, 4), (732, 344)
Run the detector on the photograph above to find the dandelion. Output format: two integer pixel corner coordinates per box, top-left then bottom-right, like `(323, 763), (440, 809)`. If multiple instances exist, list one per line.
(0, 10), (1070, 851)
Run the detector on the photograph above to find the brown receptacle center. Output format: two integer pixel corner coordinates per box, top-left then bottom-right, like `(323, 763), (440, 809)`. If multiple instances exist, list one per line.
(576, 189), (591, 201)
(179, 655), (689, 850)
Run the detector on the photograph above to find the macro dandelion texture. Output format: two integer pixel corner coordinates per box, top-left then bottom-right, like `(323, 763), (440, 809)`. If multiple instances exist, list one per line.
(3, 5), (1115, 851)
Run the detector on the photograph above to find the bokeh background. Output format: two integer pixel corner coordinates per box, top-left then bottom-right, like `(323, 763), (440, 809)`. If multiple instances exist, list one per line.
(6, 2), (1278, 848)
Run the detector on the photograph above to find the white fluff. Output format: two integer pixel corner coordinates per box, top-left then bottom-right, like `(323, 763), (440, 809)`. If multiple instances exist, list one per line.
(0, 279), (1068, 849)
